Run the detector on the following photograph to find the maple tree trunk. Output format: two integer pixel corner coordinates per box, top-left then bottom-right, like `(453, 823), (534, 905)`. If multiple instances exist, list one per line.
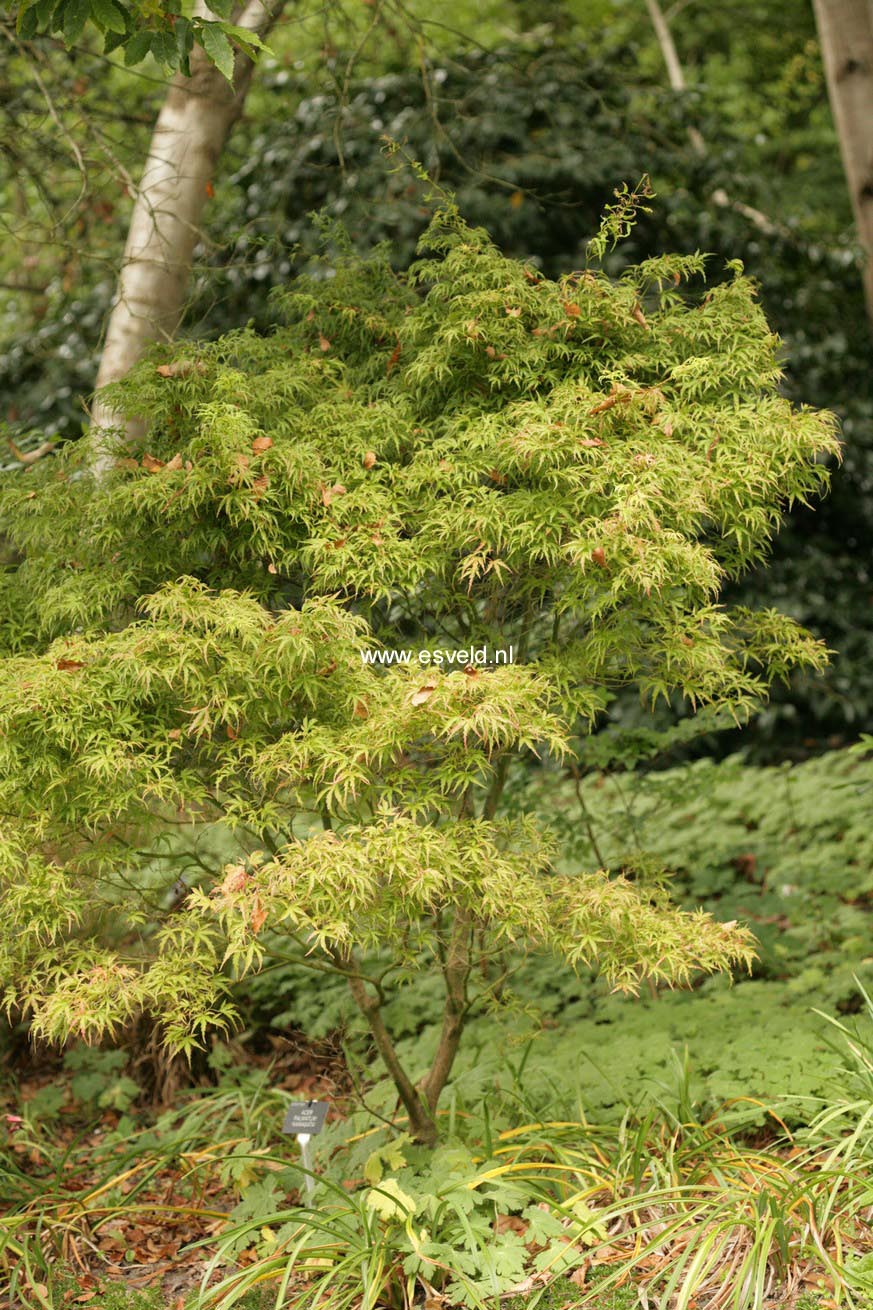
(344, 965), (439, 1147)
(89, 0), (285, 471)
(340, 909), (472, 1148)
(419, 908), (471, 1116)
(813, 0), (873, 325)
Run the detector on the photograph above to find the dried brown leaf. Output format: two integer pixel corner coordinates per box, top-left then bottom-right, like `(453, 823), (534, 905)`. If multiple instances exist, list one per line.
(155, 360), (205, 379)
(321, 482), (347, 507)
(221, 865), (248, 896)
(589, 395), (617, 416)
(251, 894), (267, 935)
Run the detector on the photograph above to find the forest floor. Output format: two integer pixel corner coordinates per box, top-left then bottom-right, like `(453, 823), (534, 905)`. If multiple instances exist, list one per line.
(0, 1035), (343, 1307)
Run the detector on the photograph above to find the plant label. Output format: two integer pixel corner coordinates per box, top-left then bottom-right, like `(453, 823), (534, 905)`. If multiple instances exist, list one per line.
(281, 1101), (329, 1135)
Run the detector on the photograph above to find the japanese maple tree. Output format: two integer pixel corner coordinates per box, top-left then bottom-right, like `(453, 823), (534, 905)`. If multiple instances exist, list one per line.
(0, 189), (838, 1145)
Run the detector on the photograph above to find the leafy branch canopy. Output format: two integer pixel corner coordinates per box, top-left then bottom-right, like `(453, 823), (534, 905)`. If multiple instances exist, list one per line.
(0, 193), (839, 1135)
(14, 0), (270, 79)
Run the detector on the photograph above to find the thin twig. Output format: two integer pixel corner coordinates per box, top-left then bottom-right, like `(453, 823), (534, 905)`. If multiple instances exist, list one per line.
(645, 0), (791, 240)
(7, 438), (56, 465)
(570, 762), (607, 868)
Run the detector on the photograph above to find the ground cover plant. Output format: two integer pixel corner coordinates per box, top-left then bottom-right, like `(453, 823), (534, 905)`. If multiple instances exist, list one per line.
(3, 986), (873, 1308)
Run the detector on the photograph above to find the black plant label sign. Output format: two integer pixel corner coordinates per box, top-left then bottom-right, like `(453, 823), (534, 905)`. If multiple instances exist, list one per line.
(281, 1101), (329, 1135)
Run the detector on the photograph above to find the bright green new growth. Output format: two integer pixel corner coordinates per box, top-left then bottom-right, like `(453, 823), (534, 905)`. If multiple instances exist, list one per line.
(0, 194), (839, 1144)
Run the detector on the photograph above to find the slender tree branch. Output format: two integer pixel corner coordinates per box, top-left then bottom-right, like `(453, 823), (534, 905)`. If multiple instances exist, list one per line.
(6, 438), (56, 465)
(569, 762), (607, 868)
(645, 0), (790, 239)
(339, 1033), (412, 1134)
(481, 753), (510, 821)
(260, 940), (389, 999)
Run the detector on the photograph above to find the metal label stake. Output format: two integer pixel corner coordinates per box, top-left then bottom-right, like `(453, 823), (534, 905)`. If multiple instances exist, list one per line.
(296, 1132), (314, 1200)
(281, 1100), (328, 1202)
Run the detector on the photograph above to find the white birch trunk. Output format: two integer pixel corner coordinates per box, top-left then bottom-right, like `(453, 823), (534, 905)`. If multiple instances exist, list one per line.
(90, 0), (283, 470)
(813, 0), (873, 325)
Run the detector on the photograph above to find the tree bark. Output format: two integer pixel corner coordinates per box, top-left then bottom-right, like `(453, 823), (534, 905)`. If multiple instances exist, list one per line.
(643, 0), (705, 154)
(813, 0), (873, 325)
(89, 0), (285, 471)
(419, 907), (471, 1115)
(338, 908), (473, 1149)
(343, 959), (439, 1148)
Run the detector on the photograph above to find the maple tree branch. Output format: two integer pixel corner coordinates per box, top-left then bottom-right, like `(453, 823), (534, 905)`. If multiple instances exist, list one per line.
(339, 948), (437, 1145)
(645, 0), (789, 239)
(7, 437), (56, 465)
